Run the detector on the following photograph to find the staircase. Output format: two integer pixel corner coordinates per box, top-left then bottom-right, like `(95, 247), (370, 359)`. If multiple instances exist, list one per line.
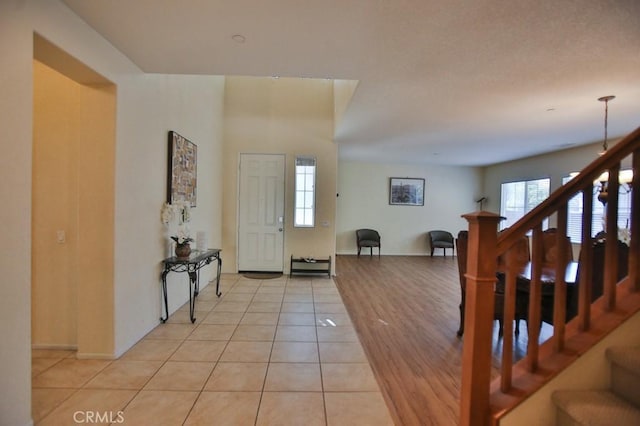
(458, 126), (640, 426)
(553, 346), (640, 426)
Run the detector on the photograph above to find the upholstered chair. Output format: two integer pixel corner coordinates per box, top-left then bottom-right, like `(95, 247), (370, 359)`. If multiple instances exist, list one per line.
(356, 229), (381, 258)
(428, 230), (455, 256)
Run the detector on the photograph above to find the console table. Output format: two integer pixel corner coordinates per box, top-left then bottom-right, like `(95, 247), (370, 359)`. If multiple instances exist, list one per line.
(160, 249), (222, 323)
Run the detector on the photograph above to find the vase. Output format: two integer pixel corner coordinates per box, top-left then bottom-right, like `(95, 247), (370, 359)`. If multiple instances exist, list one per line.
(175, 242), (191, 258)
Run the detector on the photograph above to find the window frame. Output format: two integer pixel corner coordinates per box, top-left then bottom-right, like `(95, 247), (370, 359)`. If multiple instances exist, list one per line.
(293, 156), (316, 228)
(563, 173), (632, 243)
(499, 177), (551, 231)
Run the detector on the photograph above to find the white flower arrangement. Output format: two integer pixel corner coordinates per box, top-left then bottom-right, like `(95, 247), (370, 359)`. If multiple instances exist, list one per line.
(171, 224), (193, 245)
(161, 202), (175, 225)
(619, 228), (630, 245)
(161, 201), (193, 245)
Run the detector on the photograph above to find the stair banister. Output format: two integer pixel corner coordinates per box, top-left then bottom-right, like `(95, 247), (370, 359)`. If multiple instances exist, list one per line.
(460, 126), (640, 426)
(604, 163), (620, 310)
(459, 211), (501, 426)
(553, 204), (569, 352)
(496, 127), (640, 256)
(629, 149), (639, 291)
(578, 183), (594, 331)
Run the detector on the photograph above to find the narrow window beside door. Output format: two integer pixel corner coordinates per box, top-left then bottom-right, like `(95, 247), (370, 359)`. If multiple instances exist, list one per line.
(294, 156), (316, 227)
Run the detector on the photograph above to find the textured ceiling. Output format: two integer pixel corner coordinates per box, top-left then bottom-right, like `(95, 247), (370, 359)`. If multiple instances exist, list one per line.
(62, 0), (640, 166)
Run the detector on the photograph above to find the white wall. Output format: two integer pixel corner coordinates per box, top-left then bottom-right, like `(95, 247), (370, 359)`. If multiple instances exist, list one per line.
(1, 2), (35, 425)
(336, 161), (483, 255)
(114, 73), (224, 355)
(0, 1), (224, 424)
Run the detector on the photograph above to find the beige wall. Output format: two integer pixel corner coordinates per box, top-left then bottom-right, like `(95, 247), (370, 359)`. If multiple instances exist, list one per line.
(223, 76), (337, 273)
(32, 59), (116, 356)
(76, 81), (116, 358)
(32, 60), (80, 347)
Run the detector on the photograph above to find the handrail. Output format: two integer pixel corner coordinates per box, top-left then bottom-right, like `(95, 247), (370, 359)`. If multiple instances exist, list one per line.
(460, 126), (640, 426)
(497, 126), (640, 255)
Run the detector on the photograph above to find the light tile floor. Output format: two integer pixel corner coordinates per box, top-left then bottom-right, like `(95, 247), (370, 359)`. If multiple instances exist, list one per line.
(32, 274), (395, 425)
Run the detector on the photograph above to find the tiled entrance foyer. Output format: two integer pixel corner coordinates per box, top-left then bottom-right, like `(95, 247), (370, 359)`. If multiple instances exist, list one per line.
(32, 274), (394, 425)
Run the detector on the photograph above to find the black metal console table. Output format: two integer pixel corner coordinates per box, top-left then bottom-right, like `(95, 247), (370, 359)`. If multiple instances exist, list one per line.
(160, 249), (222, 323)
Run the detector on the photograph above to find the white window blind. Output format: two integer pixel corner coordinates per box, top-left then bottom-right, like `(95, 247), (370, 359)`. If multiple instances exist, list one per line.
(563, 175), (632, 243)
(500, 178), (550, 230)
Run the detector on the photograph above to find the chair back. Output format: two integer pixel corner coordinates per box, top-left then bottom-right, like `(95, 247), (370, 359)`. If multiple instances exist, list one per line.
(542, 228), (573, 267)
(579, 240), (629, 301)
(356, 229), (380, 243)
(456, 231), (468, 291)
(430, 230), (454, 244)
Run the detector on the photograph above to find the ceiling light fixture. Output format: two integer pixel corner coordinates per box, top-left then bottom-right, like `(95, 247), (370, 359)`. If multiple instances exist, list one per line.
(569, 95), (632, 207)
(231, 34), (246, 43)
(597, 95), (615, 155)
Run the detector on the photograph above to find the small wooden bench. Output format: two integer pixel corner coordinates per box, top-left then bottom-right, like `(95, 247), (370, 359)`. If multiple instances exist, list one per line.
(290, 255), (331, 278)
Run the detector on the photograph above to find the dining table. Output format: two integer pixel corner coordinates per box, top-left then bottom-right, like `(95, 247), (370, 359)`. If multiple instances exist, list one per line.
(513, 260), (579, 325)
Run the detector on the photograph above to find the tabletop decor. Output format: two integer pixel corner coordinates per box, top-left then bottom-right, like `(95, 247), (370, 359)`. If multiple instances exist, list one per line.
(172, 232), (193, 258)
(161, 200), (193, 257)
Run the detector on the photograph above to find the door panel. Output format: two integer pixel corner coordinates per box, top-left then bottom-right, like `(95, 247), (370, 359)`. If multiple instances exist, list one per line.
(238, 154), (285, 272)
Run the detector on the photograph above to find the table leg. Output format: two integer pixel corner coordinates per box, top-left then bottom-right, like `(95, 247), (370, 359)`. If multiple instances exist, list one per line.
(160, 269), (169, 323)
(188, 271), (197, 323)
(195, 267), (200, 297)
(216, 255), (222, 297)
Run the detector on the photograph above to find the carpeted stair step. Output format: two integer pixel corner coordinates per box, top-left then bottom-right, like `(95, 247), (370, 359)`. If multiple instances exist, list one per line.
(552, 390), (640, 426)
(606, 346), (640, 407)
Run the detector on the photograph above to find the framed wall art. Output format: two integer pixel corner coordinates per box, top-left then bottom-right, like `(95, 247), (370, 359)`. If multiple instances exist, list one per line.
(167, 131), (197, 206)
(389, 177), (424, 206)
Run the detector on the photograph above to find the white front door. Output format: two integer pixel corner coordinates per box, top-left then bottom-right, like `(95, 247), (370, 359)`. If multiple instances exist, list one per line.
(238, 154), (285, 272)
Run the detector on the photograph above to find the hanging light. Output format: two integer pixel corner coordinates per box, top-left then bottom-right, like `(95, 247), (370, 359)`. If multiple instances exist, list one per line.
(569, 95), (633, 205)
(597, 95), (615, 156)
(594, 95), (635, 205)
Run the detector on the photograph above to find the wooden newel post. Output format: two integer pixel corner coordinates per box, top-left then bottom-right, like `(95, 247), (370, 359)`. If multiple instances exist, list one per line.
(460, 211), (501, 426)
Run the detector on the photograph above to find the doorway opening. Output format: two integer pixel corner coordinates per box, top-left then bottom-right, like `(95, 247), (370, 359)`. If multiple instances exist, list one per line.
(32, 34), (116, 357)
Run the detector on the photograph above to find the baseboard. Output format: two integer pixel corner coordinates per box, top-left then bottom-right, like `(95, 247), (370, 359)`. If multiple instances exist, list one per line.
(335, 251), (445, 257)
(31, 343), (77, 351)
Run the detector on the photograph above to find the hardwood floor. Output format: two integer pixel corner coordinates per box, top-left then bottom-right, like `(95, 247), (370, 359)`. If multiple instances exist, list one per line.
(334, 255), (542, 426)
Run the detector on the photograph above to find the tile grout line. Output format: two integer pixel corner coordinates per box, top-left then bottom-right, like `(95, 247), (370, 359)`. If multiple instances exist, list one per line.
(313, 277), (330, 426)
(181, 274), (246, 425)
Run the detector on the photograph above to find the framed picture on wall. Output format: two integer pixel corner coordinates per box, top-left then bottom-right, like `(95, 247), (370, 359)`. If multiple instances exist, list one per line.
(389, 177), (424, 206)
(167, 131), (197, 206)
